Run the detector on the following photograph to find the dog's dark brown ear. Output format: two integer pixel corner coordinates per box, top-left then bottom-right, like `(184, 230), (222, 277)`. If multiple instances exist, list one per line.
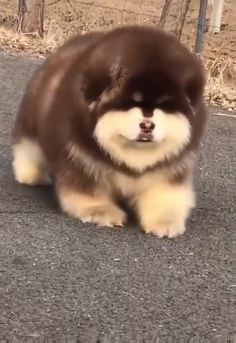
(98, 62), (127, 105)
(110, 61), (127, 87)
(74, 60), (127, 110)
(73, 71), (111, 110)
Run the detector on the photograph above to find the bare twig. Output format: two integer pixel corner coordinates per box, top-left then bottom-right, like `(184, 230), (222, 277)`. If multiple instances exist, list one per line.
(47, 0), (61, 6)
(158, 0), (173, 29)
(66, 0), (90, 31)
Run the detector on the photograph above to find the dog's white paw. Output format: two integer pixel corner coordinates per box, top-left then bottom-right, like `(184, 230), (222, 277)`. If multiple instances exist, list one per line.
(81, 205), (127, 228)
(12, 139), (51, 186)
(14, 165), (51, 186)
(142, 219), (186, 238)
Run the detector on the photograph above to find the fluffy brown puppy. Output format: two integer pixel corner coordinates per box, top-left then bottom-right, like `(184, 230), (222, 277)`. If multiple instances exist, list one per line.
(12, 25), (207, 238)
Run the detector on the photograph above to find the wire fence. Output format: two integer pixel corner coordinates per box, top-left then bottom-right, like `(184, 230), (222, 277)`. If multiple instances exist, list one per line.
(51, 0), (234, 109)
(0, 0), (235, 64)
(0, 0), (234, 107)
(41, 0), (236, 61)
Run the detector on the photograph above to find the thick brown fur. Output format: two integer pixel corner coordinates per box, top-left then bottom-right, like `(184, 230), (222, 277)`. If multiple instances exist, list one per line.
(12, 25), (207, 238)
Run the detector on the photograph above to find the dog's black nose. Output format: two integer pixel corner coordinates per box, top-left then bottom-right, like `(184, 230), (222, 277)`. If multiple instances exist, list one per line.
(139, 120), (155, 133)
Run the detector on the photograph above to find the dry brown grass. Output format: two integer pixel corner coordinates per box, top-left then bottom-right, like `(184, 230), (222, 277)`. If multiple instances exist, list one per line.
(0, 21), (66, 56)
(204, 57), (236, 110)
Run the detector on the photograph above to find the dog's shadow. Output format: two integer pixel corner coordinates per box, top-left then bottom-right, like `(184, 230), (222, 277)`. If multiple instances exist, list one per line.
(34, 184), (59, 211)
(14, 181), (59, 214)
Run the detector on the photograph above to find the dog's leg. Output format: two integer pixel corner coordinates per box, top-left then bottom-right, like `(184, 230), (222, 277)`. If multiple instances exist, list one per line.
(12, 138), (51, 186)
(135, 179), (195, 238)
(55, 170), (127, 227)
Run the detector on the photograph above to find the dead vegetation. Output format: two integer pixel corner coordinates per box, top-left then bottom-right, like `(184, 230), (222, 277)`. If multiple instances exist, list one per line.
(0, 22), (64, 56)
(0, 0), (235, 110)
(204, 57), (236, 110)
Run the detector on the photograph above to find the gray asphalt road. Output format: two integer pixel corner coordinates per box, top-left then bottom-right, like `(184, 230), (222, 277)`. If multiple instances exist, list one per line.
(0, 53), (235, 342)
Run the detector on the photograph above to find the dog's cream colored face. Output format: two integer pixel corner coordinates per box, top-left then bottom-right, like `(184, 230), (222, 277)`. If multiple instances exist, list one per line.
(94, 107), (191, 172)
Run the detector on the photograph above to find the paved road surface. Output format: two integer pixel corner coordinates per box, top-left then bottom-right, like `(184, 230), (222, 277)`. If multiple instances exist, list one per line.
(0, 53), (235, 342)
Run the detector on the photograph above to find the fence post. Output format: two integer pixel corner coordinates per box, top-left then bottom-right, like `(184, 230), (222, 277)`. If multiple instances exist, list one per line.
(194, 0), (208, 56)
(209, 0), (224, 33)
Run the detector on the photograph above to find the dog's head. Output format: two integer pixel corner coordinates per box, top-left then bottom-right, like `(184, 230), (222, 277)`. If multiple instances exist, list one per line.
(74, 26), (205, 172)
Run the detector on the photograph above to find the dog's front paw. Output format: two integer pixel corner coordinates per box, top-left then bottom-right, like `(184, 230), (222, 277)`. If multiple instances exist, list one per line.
(142, 219), (186, 238)
(136, 181), (195, 238)
(57, 186), (127, 228)
(81, 205), (127, 228)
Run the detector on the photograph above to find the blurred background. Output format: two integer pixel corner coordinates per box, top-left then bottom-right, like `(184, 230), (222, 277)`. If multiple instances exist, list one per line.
(0, 0), (235, 109)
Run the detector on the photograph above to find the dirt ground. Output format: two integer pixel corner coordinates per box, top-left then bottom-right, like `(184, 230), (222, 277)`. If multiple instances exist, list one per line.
(0, 0), (235, 109)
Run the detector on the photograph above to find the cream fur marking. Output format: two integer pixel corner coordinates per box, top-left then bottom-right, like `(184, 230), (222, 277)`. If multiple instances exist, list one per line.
(12, 138), (51, 185)
(94, 108), (191, 172)
(132, 92), (143, 102)
(57, 188), (126, 227)
(136, 180), (195, 238)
